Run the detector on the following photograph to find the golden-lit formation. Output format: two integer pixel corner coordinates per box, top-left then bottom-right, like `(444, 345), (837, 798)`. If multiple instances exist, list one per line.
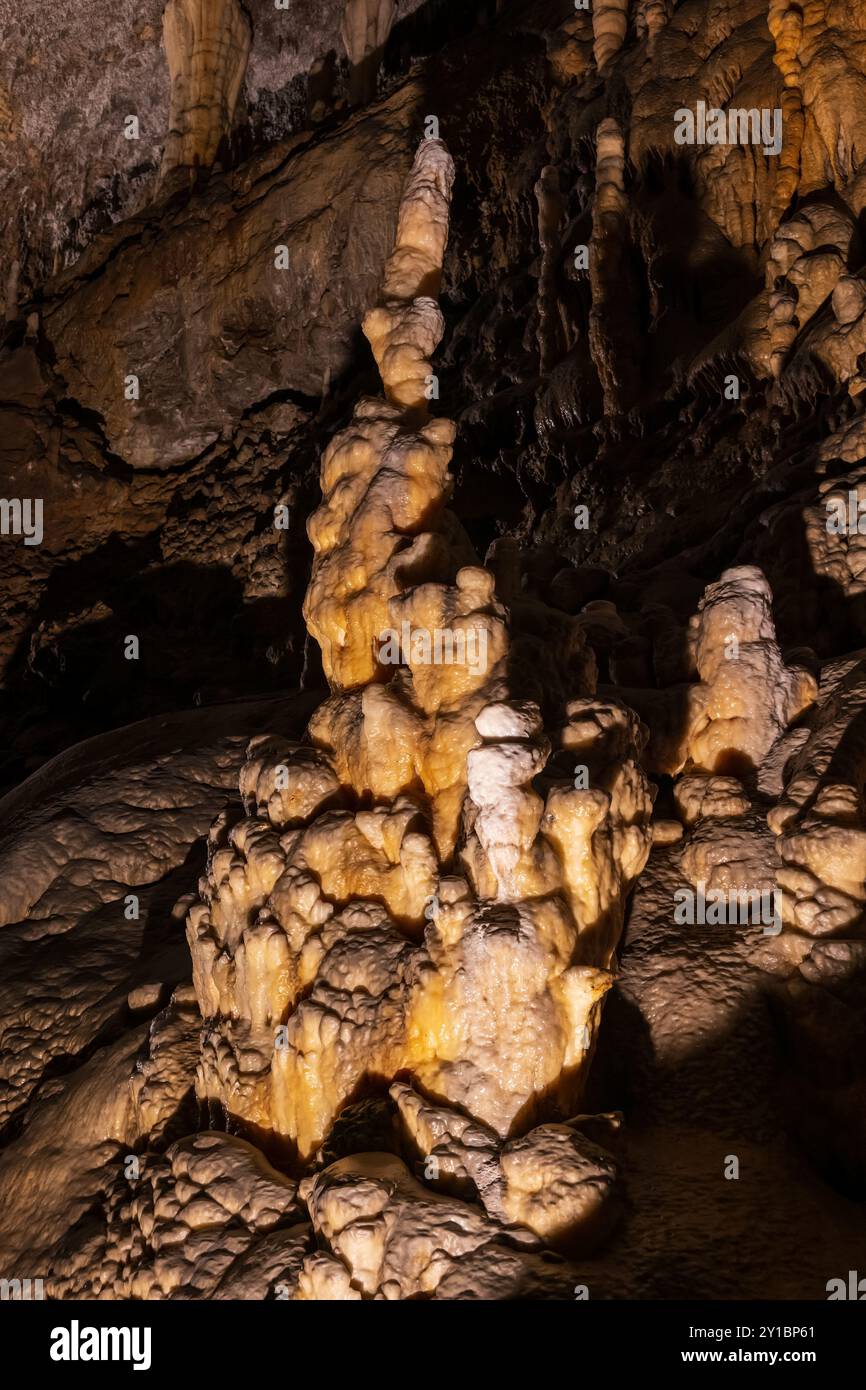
(592, 0), (629, 73)
(186, 141), (653, 1255)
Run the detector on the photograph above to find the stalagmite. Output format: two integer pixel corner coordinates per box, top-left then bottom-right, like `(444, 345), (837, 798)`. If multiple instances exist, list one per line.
(686, 566), (817, 777)
(187, 136), (653, 1187)
(618, 566), (816, 780)
(160, 0), (252, 186)
(6, 0), (866, 1309)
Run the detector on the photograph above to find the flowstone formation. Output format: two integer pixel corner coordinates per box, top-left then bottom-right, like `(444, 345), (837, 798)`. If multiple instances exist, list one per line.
(187, 137), (653, 1252)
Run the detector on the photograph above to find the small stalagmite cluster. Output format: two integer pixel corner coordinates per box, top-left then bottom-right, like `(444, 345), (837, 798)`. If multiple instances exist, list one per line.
(186, 138), (654, 1255)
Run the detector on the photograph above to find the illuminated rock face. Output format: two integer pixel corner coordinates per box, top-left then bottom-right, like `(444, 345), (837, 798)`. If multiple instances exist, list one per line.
(764, 204), (856, 378)
(188, 139), (653, 1173)
(768, 656), (866, 933)
(674, 774), (751, 827)
(292, 1150), (561, 1299)
(54, 1133), (302, 1300)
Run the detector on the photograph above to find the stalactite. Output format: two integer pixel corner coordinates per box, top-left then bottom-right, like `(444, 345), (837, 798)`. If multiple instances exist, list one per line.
(534, 164), (565, 376)
(768, 0), (806, 231)
(160, 0), (252, 187)
(635, 0), (671, 53)
(588, 116), (638, 418)
(340, 0), (397, 106)
(592, 0), (629, 74)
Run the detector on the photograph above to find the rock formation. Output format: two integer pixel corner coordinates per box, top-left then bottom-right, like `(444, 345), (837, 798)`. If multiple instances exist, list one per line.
(187, 139), (653, 1211)
(592, 0), (629, 73)
(635, 0), (671, 52)
(588, 116), (638, 419)
(340, 0), (397, 106)
(686, 566), (817, 776)
(160, 0), (252, 188)
(535, 164), (566, 375)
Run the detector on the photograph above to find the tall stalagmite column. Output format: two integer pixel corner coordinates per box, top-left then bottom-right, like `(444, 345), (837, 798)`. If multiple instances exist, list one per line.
(188, 141), (653, 1225)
